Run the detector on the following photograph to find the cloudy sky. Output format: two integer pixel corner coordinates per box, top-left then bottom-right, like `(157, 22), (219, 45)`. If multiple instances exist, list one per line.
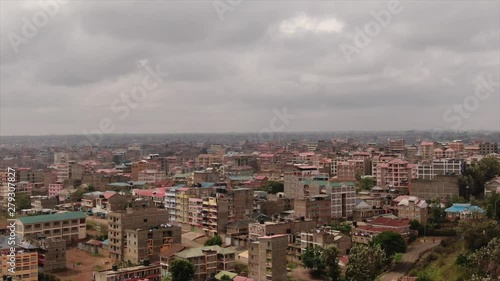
(0, 0), (499, 136)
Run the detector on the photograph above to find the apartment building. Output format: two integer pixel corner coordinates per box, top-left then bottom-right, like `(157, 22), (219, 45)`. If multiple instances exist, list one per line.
(138, 169), (167, 183)
(416, 159), (463, 180)
(376, 159), (417, 193)
(124, 224), (181, 264)
(108, 206), (169, 261)
(410, 175), (460, 200)
(19, 168), (44, 184)
(48, 183), (64, 198)
(172, 245), (237, 281)
(371, 154), (397, 178)
(479, 142), (498, 155)
(0, 249), (38, 281)
(419, 141), (434, 160)
(325, 182), (356, 219)
(352, 217), (412, 244)
(336, 159), (369, 180)
(26, 237), (66, 272)
(248, 219), (316, 240)
(131, 160), (160, 181)
(294, 195), (332, 225)
(202, 194), (229, 237)
(93, 264), (162, 281)
(393, 196), (428, 224)
(388, 139), (405, 153)
(249, 234), (288, 281)
(299, 227), (352, 255)
(15, 212), (86, 242)
(283, 165), (320, 199)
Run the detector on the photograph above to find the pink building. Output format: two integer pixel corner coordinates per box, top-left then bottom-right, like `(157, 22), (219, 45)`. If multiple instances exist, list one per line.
(48, 183), (64, 198)
(376, 159), (417, 193)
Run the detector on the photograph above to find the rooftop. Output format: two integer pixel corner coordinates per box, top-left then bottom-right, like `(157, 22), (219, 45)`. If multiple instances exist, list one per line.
(17, 211), (86, 225)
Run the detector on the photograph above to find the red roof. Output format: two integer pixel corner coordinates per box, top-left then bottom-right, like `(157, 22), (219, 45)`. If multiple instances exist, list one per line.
(369, 217), (410, 228)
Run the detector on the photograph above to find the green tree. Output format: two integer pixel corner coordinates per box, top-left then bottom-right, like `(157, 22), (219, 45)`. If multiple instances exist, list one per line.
(15, 192), (32, 210)
(204, 235), (223, 246)
(321, 245), (341, 281)
(168, 259), (196, 281)
(261, 181), (284, 194)
(358, 177), (375, 191)
(371, 231), (407, 260)
(345, 243), (386, 281)
(456, 220), (500, 251)
(331, 220), (352, 235)
(467, 237), (500, 280)
(459, 158), (500, 197)
(220, 274), (233, 281)
(428, 197), (446, 225)
(301, 246), (325, 277)
(485, 192), (500, 220)
(409, 219), (423, 234)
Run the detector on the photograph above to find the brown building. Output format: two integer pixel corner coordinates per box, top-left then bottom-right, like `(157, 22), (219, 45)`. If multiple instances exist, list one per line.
(294, 195), (332, 225)
(248, 219), (316, 240)
(410, 175), (459, 201)
(124, 224), (181, 264)
(93, 264), (161, 281)
(249, 234), (288, 281)
(479, 142), (498, 155)
(352, 217), (412, 244)
(108, 206), (172, 261)
(299, 227), (352, 255)
(393, 196), (428, 224)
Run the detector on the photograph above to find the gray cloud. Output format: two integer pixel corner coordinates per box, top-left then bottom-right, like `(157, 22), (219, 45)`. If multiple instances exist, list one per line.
(0, 1), (498, 136)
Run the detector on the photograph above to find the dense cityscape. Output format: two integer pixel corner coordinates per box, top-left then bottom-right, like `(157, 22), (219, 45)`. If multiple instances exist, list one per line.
(1, 132), (500, 281)
(1, 1), (499, 281)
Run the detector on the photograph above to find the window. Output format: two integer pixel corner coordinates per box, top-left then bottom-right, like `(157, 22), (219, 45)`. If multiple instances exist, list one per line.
(144, 219), (148, 222)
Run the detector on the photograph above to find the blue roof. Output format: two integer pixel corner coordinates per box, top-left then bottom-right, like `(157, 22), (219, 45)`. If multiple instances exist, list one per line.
(200, 182), (215, 188)
(102, 239), (109, 245)
(445, 203), (485, 213)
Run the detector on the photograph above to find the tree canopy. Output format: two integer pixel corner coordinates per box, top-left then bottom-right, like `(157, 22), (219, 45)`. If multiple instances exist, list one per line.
(371, 231), (407, 259)
(204, 235), (223, 246)
(260, 181), (284, 194)
(301, 245), (341, 280)
(459, 158), (500, 197)
(345, 243), (386, 281)
(168, 259), (196, 281)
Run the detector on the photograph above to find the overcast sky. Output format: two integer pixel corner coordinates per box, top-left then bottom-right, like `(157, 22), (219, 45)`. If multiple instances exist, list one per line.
(0, 1), (499, 136)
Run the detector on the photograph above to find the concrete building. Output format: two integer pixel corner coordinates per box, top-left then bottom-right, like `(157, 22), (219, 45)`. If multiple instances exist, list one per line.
(410, 175), (460, 201)
(352, 217), (411, 244)
(376, 159), (417, 193)
(93, 264), (162, 281)
(479, 142), (498, 155)
(249, 234), (288, 281)
(138, 169), (167, 183)
(16, 212), (86, 242)
(294, 195), (332, 225)
(108, 206), (170, 261)
(325, 182), (356, 219)
(27, 237), (66, 272)
(419, 141), (434, 160)
(172, 245), (237, 281)
(393, 196), (428, 224)
(124, 224), (181, 264)
(416, 159), (463, 180)
(0, 248), (38, 281)
(388, 139), (405, 153)
(248, 219), (316, 240)
(299, 227), (352, 255)
(202, 194), (229, 237)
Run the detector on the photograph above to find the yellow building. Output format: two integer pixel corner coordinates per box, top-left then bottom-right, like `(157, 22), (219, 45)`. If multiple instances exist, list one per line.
(0, 250), (39, 281)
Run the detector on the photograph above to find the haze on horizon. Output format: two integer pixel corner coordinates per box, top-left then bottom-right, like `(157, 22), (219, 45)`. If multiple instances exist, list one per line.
(1, 1), (499, 136)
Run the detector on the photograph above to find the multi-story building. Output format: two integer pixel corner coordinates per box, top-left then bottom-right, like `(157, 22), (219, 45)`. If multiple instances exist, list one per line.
(249, 234), (288, 281)
(352, 217), (412, 244)
(55, 163), (70, 182)
(27, 237), (66, 272)
(294, 195), (332, 225)
(410, 175), (460, 201)
(15, 212), (86, 242)
(131, 160), (160, 181)
(124, 224), (181, 264)
(172, 245), (237, 281)
(479, 142), (498, 155)
(138, 169), (167, 183)
(283, 165), (320, 199)
(299, 227), (352, 255)
(248, 219), (316, 240)
(388, 139), (405, 153)
(0, 248), (38, 281)
(376, 159), (417, 193)
(336, 159), (369, 180)
(202, 194), (229, 237)
(93, 264), (162, 281)
(48, 183), (64, 198)
(325, 182), (356, 219)
(416, 158), (463, 180)
(393, 196), (428, 224)
(108, 207), (169, 261)
(19, 168), (44, 184)
(419, 141), (434, 160)
(53, 152), (69, 165)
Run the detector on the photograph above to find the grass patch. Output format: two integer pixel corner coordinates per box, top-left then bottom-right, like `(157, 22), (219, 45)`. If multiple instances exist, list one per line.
(91, 253), (104, 258)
